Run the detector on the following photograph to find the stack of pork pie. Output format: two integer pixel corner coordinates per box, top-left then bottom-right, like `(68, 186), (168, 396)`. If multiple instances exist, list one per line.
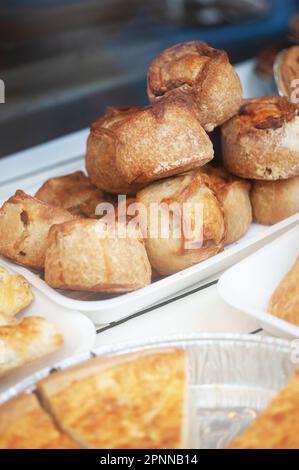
(0, 41), (298, 293)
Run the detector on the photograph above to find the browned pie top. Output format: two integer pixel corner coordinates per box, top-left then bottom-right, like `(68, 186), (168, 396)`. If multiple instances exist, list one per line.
(148, 41), (227, 97)
(277, 46), (299, 99)
(238, 97), (297, 130)
(91, 106), (141, 133)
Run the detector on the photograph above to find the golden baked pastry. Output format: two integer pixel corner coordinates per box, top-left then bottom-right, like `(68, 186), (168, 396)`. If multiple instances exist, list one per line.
(0, 316), (63, 376)
(222, 97), (299, 180)
(0, 266), (33, 325)
(137, 171), (225, 275)
(268, 256), (299, 326)
(103, 97), (213, 185)
(201, 166), (252, 245)
(276, 46), (299, 102)
(251, 175), (299, 225)
(35, 171), (105, 218)
(147, 41), (242, 132)
(229, 369), (299, 449)
(0, 393), (78, 449)
(37, 349), (187, 449)
(45, 219), (151, 293)
(0, 190), (75, 269)
(86, 107), (145, 195)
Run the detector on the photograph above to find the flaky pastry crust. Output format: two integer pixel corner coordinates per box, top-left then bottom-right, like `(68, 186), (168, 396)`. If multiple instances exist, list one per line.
(147, 41), (242, 132)
(37, 349), (187, 449)
(201, 166), (252, 245)
(0, 190), (75, 269)
(114, 96), (214, 185)
(268, 256), (299, 326)
(222, 97), (299, 180)
(251, 175), (299, 225)
(276, 46), (299, 100)
(0, 393), (78, 449)
(0, 266), (33, 324)
(35, 171), (105, 218)
(0, 316), (63, 376)
(45, 219), (151, 293)
(229, 369), (299, 449)
(137, 170), (225, 275)
(86, 107), (144, 194)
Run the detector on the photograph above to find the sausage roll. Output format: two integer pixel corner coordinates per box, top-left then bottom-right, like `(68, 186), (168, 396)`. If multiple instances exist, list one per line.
(35, 171), (105, 218)
(137, 171), (225, 275)
(0, 266), (33, 325)
(0, 393), (78, 449)
(251, 175), (299, 225)
(0, 316), (63, 376)
(0, 191), (75, 269)
(45, 219), (151, 293)
(222, 97), (299, 180)
(268, 256), (299, 326)
(37, 349), (187, 449)
(147, 41), (243, 132)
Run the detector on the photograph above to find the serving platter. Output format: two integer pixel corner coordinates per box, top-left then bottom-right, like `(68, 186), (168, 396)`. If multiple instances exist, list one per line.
(218, 225), (299, 339)
(0, 334), (296, 449)
(0, 264), (96, 393)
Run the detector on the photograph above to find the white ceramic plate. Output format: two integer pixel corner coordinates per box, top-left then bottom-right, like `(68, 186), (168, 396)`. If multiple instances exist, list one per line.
(0, 264), (96, 393)
(218, 226), (299, 339)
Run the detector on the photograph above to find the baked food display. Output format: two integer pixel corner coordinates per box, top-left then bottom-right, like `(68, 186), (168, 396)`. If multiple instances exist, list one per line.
(45, 219), (151, 293)
(0, 190), (75, 269)
(86, 107), (145, 194)
(229, 368), (299, 449)
(268, 256), (299, 326)
(147, 41), (242, 132)
(222, 96), (299, 180)
(276, 45), (299, 100)
(0, 265), (33, 324)
(137, 171), (225, 275)
(251, 175), (299, 225)
(0, 316), (63, 376)
(0, 393), (78, 449)
(37, 349), (187, 449)
(201, 166), (252, 245)
(35, 171), (105, 218)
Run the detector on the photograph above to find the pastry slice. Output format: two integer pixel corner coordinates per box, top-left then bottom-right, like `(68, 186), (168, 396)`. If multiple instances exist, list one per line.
(229, 369), (299, 449)
(0, 266), (33, 325)
(0, 393), (78, 449)
(37, 349), (187, 449)
(268, 256), (299, 326)
(0, 316), (63, 376)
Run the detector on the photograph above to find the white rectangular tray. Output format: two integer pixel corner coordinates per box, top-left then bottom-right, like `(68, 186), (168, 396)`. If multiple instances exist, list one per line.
(1, 214), (299, 324)
(0, 263), (95, 393)
(218, 225), (299, 339)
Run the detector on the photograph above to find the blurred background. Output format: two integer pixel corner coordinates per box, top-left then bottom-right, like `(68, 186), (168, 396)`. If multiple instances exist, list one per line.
(0, 0), (299, 157)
